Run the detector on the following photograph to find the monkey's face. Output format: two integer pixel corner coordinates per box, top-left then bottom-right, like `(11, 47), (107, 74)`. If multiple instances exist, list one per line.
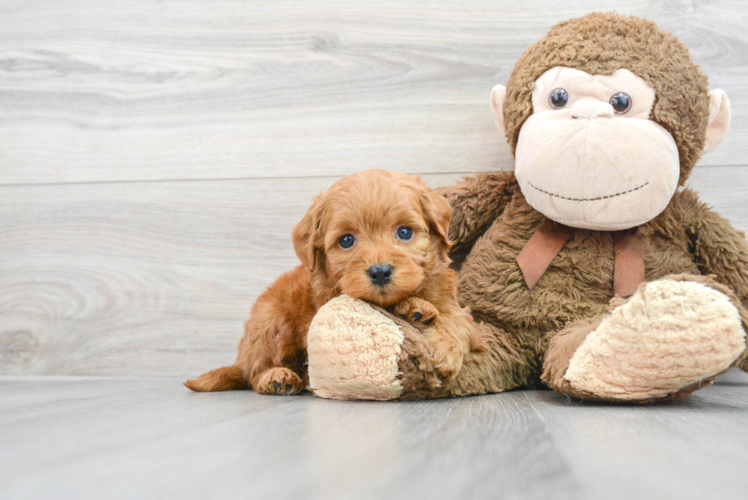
(514, 67), (680, 231)
(493, 14), (731, 231)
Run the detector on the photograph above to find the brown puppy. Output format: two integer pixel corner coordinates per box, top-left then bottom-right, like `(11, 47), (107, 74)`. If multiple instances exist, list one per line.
(185, 169), (481, 394)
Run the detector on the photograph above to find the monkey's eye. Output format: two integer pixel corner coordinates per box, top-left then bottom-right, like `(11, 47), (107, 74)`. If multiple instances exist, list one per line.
(610, 92), (631, 114)
(338, 234), (356, 249)
(549, 88), (569, 109)
(396, 226), (414, 242)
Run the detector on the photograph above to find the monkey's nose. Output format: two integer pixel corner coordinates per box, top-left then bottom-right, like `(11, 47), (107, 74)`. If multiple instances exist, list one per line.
(571, 99), (614, 119)
(367, 264), (393, 286)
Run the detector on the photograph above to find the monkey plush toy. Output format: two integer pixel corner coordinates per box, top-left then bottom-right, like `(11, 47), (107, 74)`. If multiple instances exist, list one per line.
(305, 13), (748, 402)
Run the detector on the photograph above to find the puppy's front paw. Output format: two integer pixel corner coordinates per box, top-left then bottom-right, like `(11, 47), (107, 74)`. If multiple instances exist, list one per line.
(429, 338), (465, 380)
(392, 297), (440, 326)
(254, 367), (304, 395)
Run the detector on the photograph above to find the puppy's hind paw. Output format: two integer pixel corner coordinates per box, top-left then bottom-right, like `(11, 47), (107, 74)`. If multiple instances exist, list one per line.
(254, 367), (304, 395)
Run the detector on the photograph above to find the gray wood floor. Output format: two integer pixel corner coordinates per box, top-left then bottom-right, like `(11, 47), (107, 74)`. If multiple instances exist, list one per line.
(2, 371), (748, 500)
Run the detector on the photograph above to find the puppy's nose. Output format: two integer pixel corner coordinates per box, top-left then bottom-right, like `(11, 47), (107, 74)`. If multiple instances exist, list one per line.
(367, 264), (393, 286)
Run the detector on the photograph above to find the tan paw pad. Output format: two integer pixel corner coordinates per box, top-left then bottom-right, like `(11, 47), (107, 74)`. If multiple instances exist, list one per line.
(564, 279), (747, 401)
(307, 295), (404, 401)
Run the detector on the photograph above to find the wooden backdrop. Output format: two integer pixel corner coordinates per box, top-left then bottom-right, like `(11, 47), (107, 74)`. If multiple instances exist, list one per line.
(2, 0), (747, 377)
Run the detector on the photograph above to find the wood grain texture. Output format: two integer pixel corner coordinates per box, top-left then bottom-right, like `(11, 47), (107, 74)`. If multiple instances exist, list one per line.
(0, 168), (746, 377)
(0, 0), (747, 185)
(0, 371), (746, 500)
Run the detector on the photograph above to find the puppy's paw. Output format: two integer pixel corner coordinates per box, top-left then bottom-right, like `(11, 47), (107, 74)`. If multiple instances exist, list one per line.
(429, 338), (465, 380)
(392, 297), (440, 326)
(254, 367), (304, 395)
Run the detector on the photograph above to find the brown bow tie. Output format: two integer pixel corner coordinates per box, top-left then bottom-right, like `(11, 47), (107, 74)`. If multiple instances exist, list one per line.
(516, 218), (645, 297)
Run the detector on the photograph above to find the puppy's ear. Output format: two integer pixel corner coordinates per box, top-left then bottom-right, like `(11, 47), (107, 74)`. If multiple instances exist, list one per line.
(413, 177), (452, 249)
(292, 193), (325, 272)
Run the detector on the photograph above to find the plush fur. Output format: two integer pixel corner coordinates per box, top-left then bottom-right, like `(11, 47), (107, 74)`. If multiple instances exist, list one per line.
(307, 295), (406, 401)
(433, 14), (748, 400)
(559, 276), (746, 400)
(425, 174), (748, 400)
(184, 169), (480, 394)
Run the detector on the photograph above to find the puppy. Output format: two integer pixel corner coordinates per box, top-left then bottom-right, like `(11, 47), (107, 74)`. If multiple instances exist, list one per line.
(185, 169), (482, 394)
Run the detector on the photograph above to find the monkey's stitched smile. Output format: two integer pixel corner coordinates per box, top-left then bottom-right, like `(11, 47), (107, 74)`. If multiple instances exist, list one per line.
(528, 181), (649, 202)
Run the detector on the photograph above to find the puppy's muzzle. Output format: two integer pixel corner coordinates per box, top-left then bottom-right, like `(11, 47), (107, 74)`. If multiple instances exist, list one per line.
(367, 264), (393, 287)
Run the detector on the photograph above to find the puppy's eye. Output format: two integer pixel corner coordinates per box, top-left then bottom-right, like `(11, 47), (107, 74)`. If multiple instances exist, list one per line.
(338, 234), (356, 249)
(610, 92), (631, 114)
(549, 88), (569, 109)
(396, 226), (414, 242)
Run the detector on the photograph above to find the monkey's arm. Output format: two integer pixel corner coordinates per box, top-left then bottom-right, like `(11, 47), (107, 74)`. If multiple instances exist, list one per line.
(686, 193), (748, 371)
(436, 171), (518, 256)
(688, 203), (748, 303)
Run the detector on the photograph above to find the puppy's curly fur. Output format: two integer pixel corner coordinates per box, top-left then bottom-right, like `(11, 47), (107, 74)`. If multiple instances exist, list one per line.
(185, 170), (482, 394)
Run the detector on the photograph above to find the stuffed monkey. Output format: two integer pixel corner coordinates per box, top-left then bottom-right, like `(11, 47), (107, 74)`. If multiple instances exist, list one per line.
(306, 13), (748, 402)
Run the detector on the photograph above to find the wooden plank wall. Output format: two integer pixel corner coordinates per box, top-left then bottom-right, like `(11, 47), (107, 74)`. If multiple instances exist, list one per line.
(2, 0), (747, 377)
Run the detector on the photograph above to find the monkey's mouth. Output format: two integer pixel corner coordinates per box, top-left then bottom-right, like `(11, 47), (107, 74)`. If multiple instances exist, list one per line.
(527, 181), (649, 202)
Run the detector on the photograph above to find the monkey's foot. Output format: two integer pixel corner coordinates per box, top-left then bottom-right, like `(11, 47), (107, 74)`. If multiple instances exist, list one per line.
(546, 277), (747, 402)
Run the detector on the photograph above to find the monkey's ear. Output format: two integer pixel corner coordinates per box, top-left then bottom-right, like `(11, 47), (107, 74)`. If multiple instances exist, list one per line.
(292, 194), (324, 272)
(703, 89), (731, 154)
(490, 84), (507, 137)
